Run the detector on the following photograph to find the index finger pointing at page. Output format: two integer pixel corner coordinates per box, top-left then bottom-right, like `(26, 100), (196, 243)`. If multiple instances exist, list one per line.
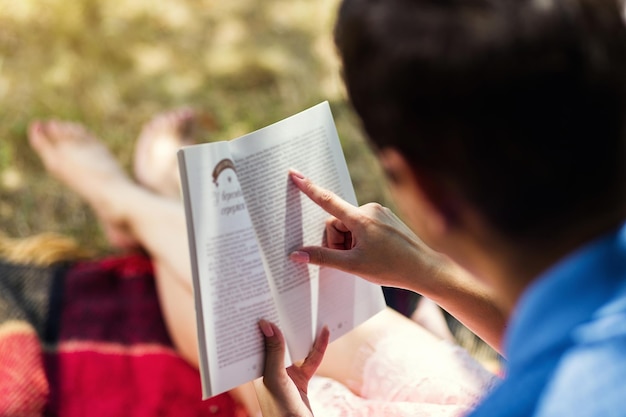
(289, 169), (357, 224)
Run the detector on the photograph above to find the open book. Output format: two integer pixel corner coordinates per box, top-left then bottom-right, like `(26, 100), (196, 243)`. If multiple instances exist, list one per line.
(177, 101), (386, 399)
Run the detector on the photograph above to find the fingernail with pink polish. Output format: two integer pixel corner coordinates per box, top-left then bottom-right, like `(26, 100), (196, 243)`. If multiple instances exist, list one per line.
(290, 251), (310, 263)
(259, 319), (274, 337)
(289, 169), (305, 180)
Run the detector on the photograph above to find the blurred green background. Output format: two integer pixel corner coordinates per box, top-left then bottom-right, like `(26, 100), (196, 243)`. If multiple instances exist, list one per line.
(0, 0), (392, 254)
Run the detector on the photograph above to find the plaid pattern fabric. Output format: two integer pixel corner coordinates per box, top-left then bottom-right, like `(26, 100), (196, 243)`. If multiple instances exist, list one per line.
(0, 254), (245, 417)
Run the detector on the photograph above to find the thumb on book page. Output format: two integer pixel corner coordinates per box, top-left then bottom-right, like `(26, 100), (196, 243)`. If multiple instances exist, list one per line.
(290, 246), (354, 271)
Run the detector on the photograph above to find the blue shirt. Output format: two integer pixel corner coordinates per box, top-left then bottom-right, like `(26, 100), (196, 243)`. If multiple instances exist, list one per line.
(469, 223), (626, 417)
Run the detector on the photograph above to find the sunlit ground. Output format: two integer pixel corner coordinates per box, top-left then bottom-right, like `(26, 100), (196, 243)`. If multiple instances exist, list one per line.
(0, 0), (391, 253)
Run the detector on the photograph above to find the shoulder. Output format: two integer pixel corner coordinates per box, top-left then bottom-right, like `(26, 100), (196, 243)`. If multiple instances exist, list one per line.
(535, 293), (626, 417)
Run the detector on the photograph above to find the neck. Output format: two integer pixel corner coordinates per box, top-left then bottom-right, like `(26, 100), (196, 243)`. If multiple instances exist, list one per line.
(461, 211), (625, 314)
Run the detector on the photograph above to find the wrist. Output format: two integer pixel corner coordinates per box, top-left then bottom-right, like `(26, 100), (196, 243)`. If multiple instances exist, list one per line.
(403, 249), (460, 297)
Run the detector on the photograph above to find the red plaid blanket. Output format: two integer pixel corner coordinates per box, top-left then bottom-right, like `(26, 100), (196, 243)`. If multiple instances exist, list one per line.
(0, 253), (246, 417)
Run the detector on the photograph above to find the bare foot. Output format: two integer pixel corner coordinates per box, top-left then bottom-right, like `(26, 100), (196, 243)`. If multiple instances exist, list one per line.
(28, 120), (139, 250)
(133, 108), (210, 199)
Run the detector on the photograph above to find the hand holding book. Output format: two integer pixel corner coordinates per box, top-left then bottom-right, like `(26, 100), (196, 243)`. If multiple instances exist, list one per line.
(287, 169), (449, 293)
(255, 320), (329, 417)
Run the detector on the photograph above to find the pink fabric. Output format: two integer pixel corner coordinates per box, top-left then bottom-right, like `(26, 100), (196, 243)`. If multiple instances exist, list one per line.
(0, 326), (49, 416)
(309, 333), (499, 417)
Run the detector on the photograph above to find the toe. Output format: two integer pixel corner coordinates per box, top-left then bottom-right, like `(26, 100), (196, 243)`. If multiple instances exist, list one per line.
(46, 120), (92, 143)
(28, 121), (50, 153)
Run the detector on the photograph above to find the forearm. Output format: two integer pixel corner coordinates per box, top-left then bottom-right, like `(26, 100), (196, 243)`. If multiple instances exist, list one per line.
(408, 261), (507, 355)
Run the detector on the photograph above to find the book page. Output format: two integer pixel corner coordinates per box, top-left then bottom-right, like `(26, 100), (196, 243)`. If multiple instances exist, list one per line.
(229, 102), (386, 362)
(178, 142), (280, 398)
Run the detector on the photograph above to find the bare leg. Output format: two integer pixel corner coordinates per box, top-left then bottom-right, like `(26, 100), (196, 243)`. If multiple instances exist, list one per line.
(314, 307), (497, 411)
(132, 111), (263, 415)
(28, 119), (198, 366)
(29, 114), (261, 415)
(316, 307), (441, 391)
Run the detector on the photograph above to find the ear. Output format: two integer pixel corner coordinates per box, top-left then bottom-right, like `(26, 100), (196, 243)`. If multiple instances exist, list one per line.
(378, 148), (456, 240)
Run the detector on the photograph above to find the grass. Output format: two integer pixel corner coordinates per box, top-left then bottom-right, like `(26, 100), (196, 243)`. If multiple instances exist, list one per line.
(0, 0), (392, 254)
